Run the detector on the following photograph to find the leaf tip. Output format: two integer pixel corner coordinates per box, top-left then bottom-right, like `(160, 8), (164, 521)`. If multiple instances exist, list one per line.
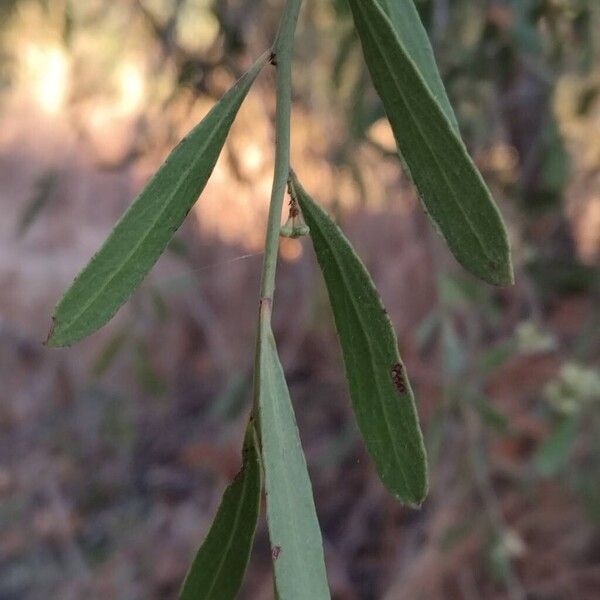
(44, 317), (59, 347)
(486, 256), (515, 287)
(399, 478), (428, 509)
(44, 315), (75, 348)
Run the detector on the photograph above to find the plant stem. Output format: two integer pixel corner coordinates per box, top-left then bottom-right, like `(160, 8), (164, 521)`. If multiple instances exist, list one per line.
(250, 0), (303, 439)
(258, 0), (303, 319)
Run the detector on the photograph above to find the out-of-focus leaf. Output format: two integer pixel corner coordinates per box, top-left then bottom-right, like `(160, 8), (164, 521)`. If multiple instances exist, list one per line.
(424, 406), (445, 471)
(438, 273), (487, 308)
(47, 53), (268, 347)
(488, 529), (525, 586)
(148, 286), (169, 322)
(509, 2), (544, 56)
(133, 341), (167, 396)
(257, 318), (330, 599)
(534, 414), (579, 478)
(17, 170), (58, 237)
(441, 520), (477, 551)
(209, 371), (251, 421)
(179, 424), (261, 600)
(347, 0), (513, 286)
(294, 174), (427, 506)
(576, 85), (599, 116)
(167, 236), (190, 258)
(442, 319), (466, 379)
(332, 27), (358, 89)
(540, 119), (570, 195)
(473, 395), (510, 432)
(479, 342), (514, 374)
(415, 311), (440, 351)
(376, 0), (458, 132)
(527, 259), (598, 295)
(91, 328), (130, 378)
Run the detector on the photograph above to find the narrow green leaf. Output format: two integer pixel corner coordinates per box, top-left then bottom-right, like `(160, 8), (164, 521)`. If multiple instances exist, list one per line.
(293, 174), (427, 506)
(347, 0), (513, 286)
(179, 423), (261, 600)
(47, 53), (268, 347)
(376, 0), (458, 132)
(18, 169), (59, 236)
(257, 318), (330, 600)
(90, 327), (130, 378)
(534, 414), (579, 478)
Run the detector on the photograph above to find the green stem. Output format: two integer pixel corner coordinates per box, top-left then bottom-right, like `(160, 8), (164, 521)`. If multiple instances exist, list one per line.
(258, 0), (303, 318)
(251, 0), (303, 438)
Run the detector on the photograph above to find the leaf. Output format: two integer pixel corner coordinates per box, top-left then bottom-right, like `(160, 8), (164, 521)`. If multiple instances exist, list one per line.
(257, 318), (330, 600)
(534, 414), (579, 478)
(47, 53), (268, 347)
(18, 169), (59, 237)
(132, 340), (167, 396)
(376, 0), (458, 132)
(473, 395), (509, 432)
(209, 370), (252, 422)
(347, 0), (513, 286)
(179, 423), (262, 600)
(91, 327), (130, 377)
(293, 174), (427, 506)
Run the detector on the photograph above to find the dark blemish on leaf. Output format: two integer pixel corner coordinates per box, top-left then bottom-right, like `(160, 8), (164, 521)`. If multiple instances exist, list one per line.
(269, 52), (278, 66)
(391, 363), (407, 394)
(272, 545), (281, 560)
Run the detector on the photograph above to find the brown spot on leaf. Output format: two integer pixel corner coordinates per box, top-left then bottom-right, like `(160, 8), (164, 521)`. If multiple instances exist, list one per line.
(272, 545), (281, 560)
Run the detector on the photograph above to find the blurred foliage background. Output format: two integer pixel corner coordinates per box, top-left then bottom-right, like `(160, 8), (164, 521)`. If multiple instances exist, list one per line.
(0, 0), (599, 598)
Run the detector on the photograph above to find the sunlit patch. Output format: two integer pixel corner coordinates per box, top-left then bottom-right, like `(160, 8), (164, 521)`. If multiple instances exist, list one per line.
(243, 144), (265, 174)
(555, 75), (600, 263)
(482, 142), (519, 184)
(24, 45), (70, 114)
(575, 195), (600, 262)
(116, 61), (146, 115)
(367, 118), (396, 153)
(280, 238), (303, 262)
(177, 3), (220, 54)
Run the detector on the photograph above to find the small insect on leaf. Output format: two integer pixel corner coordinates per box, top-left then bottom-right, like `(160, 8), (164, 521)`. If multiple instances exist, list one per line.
(391, 363), (408, 395)
(47, 52), (269, 347)
(292, 172), (428, 507)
